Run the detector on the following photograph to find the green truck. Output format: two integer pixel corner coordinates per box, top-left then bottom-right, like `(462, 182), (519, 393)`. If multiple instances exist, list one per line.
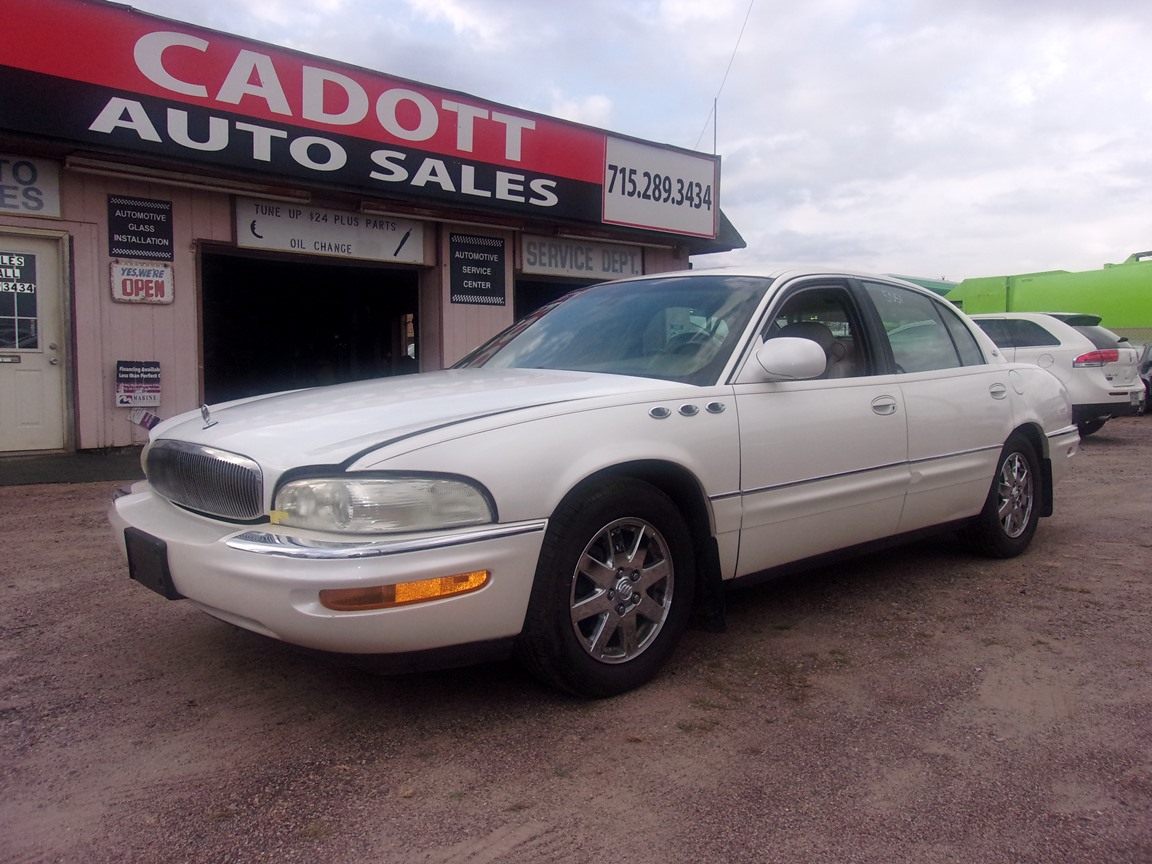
(946, 251), (1152, 344)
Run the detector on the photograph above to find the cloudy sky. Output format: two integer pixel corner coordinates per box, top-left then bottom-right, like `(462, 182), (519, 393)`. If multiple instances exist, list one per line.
(124, 0), (1152, 282)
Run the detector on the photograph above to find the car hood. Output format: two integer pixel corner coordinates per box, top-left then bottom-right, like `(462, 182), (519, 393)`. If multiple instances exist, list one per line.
(150, 368), (693, 468)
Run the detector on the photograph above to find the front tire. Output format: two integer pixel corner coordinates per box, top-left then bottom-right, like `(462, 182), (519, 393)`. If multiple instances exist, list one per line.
(515, 478), (695, 698)
(962, 434), (1041, 558)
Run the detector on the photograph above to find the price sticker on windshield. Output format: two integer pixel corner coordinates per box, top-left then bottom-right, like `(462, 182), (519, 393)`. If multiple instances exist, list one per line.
(602, 137), (719, 238)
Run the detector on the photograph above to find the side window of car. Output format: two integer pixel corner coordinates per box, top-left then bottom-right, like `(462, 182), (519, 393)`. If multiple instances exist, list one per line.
(862, 281), (981, 373)
(939, 306), (987, 366)
(974, 318), (1010, 347)
(761, 284), (870, 378)
(1006, 320), (1060, 348)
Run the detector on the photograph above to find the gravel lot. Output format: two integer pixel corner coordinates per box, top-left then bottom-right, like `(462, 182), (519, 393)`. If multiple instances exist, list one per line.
(2, 418), (1150, 864)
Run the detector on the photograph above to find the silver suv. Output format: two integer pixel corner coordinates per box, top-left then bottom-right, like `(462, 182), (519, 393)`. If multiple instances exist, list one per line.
(971, 312), (1144, 436)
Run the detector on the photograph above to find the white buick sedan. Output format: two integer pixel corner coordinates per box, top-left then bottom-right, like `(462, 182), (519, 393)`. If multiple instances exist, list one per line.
(111, 269), (1079, 697)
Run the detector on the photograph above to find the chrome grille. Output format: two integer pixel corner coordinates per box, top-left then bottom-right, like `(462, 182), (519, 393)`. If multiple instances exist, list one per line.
(147, 440), (264, 521)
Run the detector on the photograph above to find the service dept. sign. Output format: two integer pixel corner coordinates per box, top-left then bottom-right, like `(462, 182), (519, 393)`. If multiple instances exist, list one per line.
(111, 262), (174, 304)
(522, 235), (643, 280)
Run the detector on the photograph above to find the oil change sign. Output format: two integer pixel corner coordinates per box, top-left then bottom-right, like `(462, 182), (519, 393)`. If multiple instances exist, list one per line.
(1, 0), (719, 239)
(236, 197), (424, 263)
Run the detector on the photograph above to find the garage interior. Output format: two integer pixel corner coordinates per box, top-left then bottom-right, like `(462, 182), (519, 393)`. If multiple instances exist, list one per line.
(513, 278), (600, 321)
(200, 251), (419, 403)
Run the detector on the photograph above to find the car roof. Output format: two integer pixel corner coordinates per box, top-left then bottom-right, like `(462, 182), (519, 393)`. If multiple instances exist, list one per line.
(607, 265), (938, 293)
(968, 311), (1108, 330)
(1038, 312), (1103, 326)
(968, 311), (1098, 323)
(970, 312), (1133, 349)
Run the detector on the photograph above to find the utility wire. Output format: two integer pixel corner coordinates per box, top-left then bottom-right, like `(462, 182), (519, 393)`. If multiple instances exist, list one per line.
(694, 0), (756, 153)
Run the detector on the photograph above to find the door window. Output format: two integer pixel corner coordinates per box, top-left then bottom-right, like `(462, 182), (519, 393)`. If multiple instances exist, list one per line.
(972, 318), (1008, 347)
(761, 284), (870, 378)
(1004, 319), (1060, 348)
(863, 281), (984, 372)
(0, 251), (38, 349)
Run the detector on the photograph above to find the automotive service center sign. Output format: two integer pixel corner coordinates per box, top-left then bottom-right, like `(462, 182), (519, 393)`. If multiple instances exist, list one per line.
(0, 0), (720, 239)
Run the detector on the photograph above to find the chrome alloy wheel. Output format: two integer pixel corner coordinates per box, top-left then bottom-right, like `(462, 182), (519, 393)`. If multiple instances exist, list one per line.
(568, 517), (674, 664)
(996, 451), (1034, 539)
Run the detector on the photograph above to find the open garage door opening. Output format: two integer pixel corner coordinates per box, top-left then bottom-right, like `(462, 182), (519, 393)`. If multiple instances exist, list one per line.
(201, 251), (419, 404)
(514, 278), (590, 320)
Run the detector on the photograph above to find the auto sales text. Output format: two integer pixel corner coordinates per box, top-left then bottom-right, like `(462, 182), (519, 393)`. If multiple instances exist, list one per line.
(84, 31), (560, 208)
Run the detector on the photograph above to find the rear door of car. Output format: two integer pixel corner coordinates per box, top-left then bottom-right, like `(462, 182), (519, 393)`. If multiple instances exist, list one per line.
(972, 315), (1072, 378)
(1002, 318), (1073, 382)
(731, 278), (909, 576)
(859, 280), (1016, 533)
(971, 317), (1017, 362)
(975, 315), (1093, 406)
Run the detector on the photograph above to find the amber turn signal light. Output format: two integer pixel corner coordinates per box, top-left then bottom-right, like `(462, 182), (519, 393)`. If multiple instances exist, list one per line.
(319, 571), (490, 611)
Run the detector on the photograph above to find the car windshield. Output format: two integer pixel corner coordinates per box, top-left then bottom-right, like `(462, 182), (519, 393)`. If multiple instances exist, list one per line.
(455, 274), (768, 384)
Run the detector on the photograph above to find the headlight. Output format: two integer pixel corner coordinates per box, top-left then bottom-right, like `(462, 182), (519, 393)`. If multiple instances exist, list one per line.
(272, 474), (495, 534)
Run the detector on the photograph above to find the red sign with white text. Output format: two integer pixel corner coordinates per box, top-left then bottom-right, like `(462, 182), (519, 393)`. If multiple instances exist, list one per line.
(0, 0), (718, 236)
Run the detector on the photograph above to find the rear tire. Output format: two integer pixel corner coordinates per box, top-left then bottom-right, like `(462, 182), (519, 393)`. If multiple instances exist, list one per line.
(515, 478), (695, 698)
(963, 434), (1041, 558)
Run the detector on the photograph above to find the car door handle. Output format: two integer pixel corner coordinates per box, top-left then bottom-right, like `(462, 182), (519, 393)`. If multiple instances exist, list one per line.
(989, 383), (1008, 400)
(871, 396), (898, 416)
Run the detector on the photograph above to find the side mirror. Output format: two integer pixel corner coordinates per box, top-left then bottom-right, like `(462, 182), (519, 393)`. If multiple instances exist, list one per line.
(738, 337), (827, 383)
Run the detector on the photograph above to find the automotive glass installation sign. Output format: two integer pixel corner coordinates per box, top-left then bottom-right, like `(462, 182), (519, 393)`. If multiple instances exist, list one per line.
(108, 196), (173, 260)
(0, 0), (719, 239)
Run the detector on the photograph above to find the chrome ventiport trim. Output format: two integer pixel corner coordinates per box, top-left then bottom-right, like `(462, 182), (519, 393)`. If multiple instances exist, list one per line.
(147, 440), (263, 520)
(225, 519), (548, 559)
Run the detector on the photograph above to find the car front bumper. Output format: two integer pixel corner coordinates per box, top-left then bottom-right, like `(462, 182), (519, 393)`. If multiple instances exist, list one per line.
(110, 486), (546, 655)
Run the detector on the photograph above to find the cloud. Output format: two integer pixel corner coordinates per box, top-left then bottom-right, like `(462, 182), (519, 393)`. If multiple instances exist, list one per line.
(545, 92), (615, 128)
(120, 0), (1152, 278)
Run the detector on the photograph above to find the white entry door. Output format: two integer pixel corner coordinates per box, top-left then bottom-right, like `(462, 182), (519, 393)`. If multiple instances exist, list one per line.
(0, 233), (67, 452)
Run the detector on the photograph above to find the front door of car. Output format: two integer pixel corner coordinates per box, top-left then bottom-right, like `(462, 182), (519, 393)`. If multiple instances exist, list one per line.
(859, 280), (1017, 532)
(731, 281), (909, 577)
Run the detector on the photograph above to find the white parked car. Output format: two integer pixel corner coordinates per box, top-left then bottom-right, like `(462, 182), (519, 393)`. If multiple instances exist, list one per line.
(111, 269), (1080, 697)
(969, 312), (1144, 436)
